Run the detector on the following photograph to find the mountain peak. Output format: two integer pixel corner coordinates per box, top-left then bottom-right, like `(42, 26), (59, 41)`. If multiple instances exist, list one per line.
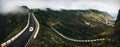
(20, 6), (29, 9)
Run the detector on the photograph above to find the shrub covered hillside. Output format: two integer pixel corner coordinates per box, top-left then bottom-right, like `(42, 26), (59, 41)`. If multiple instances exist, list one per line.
(33, 8), (118, 47)
(0, 6), (29, 44)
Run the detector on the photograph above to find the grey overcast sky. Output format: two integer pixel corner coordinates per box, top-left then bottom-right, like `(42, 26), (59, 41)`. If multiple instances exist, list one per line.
(0, 0), (119, 19)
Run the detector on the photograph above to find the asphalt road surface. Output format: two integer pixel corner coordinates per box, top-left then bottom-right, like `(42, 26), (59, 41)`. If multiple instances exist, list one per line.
(7, 13), (36, 47)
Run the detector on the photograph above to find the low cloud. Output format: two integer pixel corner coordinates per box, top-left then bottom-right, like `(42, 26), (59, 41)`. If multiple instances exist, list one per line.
(0, 0), (119, 18)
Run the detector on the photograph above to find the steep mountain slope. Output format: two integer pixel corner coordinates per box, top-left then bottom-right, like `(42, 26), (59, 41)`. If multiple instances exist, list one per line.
(33, 8), (116, 46)
(1, 5), (118, 46)
(40, 9), (114, 38)
(114, 9), (120, 40)
(0, 6), (29, 44)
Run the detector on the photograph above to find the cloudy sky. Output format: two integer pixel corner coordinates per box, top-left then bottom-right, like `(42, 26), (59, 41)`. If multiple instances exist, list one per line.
(0, 0), (119, 20)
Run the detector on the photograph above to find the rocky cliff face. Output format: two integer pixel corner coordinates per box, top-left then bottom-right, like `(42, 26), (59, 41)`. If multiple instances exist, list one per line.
(75, 9), (114, 28)
(84, 9), (114, 26)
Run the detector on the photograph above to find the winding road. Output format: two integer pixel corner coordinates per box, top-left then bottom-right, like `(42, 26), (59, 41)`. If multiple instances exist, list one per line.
(50, 25), (107, 45)
(1, 11), (113, 46)
(7, 13), (37, 47)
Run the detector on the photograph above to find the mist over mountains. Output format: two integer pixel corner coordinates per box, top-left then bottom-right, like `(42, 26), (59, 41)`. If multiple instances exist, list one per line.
(0, 6), (119, 46)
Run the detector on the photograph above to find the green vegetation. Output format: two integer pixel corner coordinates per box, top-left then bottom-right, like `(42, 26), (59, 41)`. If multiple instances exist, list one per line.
(0, 13), (27, 44)
(33, 8), (120, 46)
(0, 6), (119, 46)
